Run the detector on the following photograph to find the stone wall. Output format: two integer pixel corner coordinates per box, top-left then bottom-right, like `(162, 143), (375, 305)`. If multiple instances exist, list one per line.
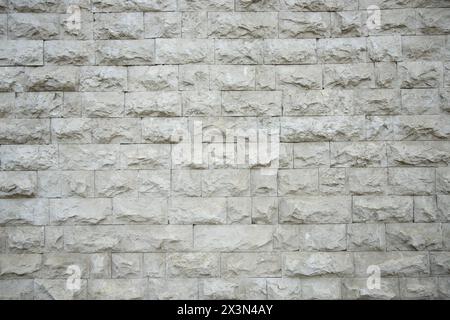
(0, 0), (450, 300)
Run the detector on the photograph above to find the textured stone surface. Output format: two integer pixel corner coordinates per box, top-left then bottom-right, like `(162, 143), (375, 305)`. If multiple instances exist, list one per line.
(0, 1), (449, 301)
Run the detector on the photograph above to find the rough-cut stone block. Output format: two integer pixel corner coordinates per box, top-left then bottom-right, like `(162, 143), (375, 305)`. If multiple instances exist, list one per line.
(128, 65), (177, 91)
(208, 12), (277, 39)
(15, 92), (63, 118)
(386, 223), (442, 251)
(194, 225), (273, 251)
(353, 196), (413, 222)
(0, 41), (43, 66)
(281, 116), (365, 142)
(331, 142), (387, 167)
(88, 279), (147, 300)
(284, 252), (353, 277)
(45, 40), (95, 65)
(156, 39), (214, 64)
(0, 119), (50, 145)
(0, 254), (41, 278)
(8, 13), (59, 39)
(26, 66), (79, 91)
(348, 223), (386, 251)
(298, 224), (346, 251)
(417, 9), (450, 35)
(399, 62), (443, 88)
(0, 145), (58, 170)
(92, 0), (177, 12)
(81, 92), (124, 118)
(125, 91), (181, 117)
(318, 38), (366, 64)
(215, 39), (263, 65)
(169, 197), (226, 224)
(50, 198), (112, 225)
(367, 36), (402, 62)
(276, 65), (322, 90)
(388, 168), (435, 195)
(167, 253), (220, 277)
(354, 252), (429, 276)
(64, 225), (193, 253)
(210, 65), (255, 91)
(59, 144), (120, 170)
(182, 91), (221, 116)
(93, 13), (143, 40)
(112, 253), (142, 279)
(0, 171), (37, 199)
(293, 143), (330, 168)
(342, 278), (399, 300)
(4, 226), (44, 253)
(279, 196), (351, 224)
(95, 40), (155, 65)
(278, 169), (318, 196)
(119, 145), (170, 170)
(348, 168), (387, 195)
(279, 12), (331, 38)
(79, 66), (127, 91)
(199, 278), (266, 300)
(221, 253), (281, 277)
(222, 91), (282, 116)
(202, 169), (250, 197)
(323, 63), (374, 89)
(144, 12), (180, 39)
(264, 39), (317, 65)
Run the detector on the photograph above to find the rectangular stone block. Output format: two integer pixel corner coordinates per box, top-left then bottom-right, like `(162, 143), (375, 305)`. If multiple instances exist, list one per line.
(0, 40), (43, 66)
(95, 40), (155, 65)
(148, 278), (198, 300)
(298, 224), (347, 251)
(91, 118), (141, 144)
(125, 91), (181, 117)
(169, 197), (226, 224)
(276, 65), (322, 90)
(279, 196), (351, 224)
(15, 92), (63, 118)
(354, 252), (430, 276)
(119, 144), (171, 170)
(208, 12), (277, 39)
(199, 278), (266, 300)
(93, 12), (143, 40)
(0, 199), (49, 225)
(182, 91), (221, 116)
(387, 141), (450, 167)
(318, 38), (366, 64)
(353, 196), (413, 222)
(283, 252), (353, 276)
(0, 145), (57, 170)
(281, 116), (365, 142)
(81, 92), (124, 118)
(4, 226), (44, 253)
(156, 39), (214, 64)
(50, 198), (113, 225)
(323, 63), (374, 89)
(388, 168), (435, 195)
(64, 225), (193, 253)
(263, 39), (317, 65)
(210, 65), (255, 90)
(59, 144), (120, 170)
(277, 169), (318, 196)
(348, 168), (387, 195)
(128, 65), (178, 91)
(44, 40), (95, 65)
(399, 62), (443, 88)
(386, 223), (443, 251)
(8, 13), (59, 40)
(222, 91), (282, 116)
(166, 252), (220, 277)
(26, 66), (79, 91)
(92, 0), (177, 12)
(347, 223), (386, 251)
(0, 171), (37, 198)
(0, 254), (41, 278)
(88, 279), (147, 300)
(79, 66), (127, 91)
(144, 12), (181, 39)
(330, 142), (387, 167)
(279, 12), (331, 38)
(215, 39), (263, 65)
(194, 225), (273, 251)
(221, 253), (281, 277)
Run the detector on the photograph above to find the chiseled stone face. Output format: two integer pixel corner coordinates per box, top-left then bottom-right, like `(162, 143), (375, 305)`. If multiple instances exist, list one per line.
(0, 1), (449, 301)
